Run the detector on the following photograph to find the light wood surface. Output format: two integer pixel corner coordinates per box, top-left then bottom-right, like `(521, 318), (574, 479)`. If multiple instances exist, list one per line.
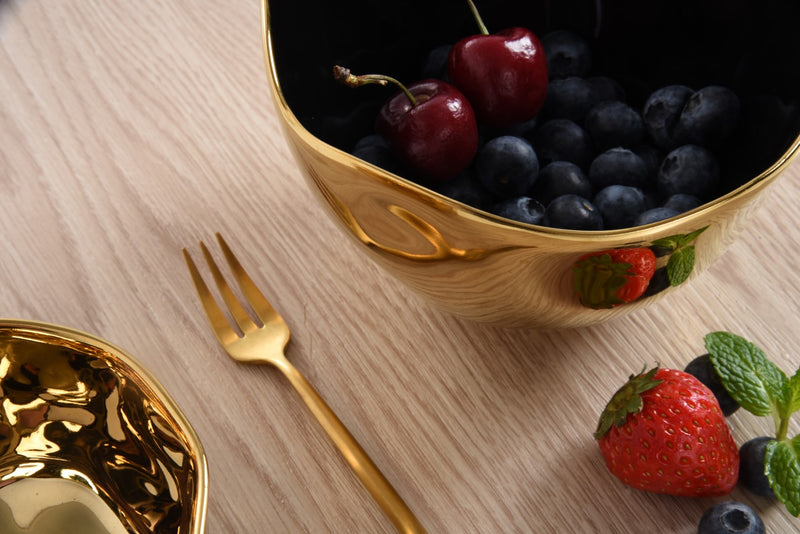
(3, 1), (800, 532)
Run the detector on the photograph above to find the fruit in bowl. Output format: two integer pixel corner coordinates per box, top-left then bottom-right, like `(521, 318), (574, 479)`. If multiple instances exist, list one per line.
(261, 0), (800, 328)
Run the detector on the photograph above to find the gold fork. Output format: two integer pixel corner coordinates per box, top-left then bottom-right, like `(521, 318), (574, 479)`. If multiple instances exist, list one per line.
(183, 233), (427, 534)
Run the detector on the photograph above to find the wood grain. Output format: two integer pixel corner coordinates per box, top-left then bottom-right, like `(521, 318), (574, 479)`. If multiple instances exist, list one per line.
(2, 1), (800, 532)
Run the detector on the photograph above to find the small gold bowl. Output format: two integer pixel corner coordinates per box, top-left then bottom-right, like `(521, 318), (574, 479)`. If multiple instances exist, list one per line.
(0, 320), (207, 533)
(261, 0), (800, 328)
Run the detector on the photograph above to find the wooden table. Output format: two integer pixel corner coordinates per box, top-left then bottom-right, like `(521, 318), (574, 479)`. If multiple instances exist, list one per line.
(3, 1), (799, 532)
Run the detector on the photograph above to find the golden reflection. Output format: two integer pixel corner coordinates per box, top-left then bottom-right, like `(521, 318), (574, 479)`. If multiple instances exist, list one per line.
(308, 167), (524, 262)
(0, 321), (207, 533)
(263, 0), (800, 328)
(1, 461), (44, 481)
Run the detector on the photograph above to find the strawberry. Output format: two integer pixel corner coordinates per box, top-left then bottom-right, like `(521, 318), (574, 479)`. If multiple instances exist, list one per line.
(594, 366), (739, 497)
(573, 247), (656, 308)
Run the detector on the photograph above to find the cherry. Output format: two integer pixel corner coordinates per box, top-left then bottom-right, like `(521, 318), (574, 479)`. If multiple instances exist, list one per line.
(447, 0), (548, 129)
(334, 66), (478, 182)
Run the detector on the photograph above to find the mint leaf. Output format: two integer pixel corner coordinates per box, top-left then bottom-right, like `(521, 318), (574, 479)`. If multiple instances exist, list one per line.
(650, 226), (709, 251)
(766, 437), (800, 516)
(780, 369), (800, 420)
(650, 235), (682, 252)
(704, 331), (787, 417)
(676, 225), (708, 248)
(666, 246), (695, 286)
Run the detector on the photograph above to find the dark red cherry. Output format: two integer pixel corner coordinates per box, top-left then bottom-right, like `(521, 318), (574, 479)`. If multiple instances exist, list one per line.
(447, 0), (548, 129)
(334, 67), (478, 181)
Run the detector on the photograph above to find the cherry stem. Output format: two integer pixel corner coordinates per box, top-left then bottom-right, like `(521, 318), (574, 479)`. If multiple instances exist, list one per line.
(332, 65), (418, 107)
(466, 0), (489, 35)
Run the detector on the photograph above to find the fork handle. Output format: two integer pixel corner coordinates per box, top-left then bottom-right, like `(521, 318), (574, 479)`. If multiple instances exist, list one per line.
(278, 360), (428, 534)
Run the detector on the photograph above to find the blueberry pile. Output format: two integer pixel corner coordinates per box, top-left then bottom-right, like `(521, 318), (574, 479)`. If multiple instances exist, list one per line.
(350, 30), (742, 231)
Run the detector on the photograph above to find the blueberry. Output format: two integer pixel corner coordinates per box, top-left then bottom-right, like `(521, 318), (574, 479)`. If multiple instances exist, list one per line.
(674, 85), (741, 148)
(588, 148), (649, 189)
(352, 135), (405, 175)
(633, 206), (680, 226)
(430, 170), (495, 209)
(739, 437), (776, 498)
(642, 189), (660, 211)
(353, 133), (388, 152)
(544, 194), (604, 230)
(421, 44), (452, 80)
(542, 77), (597, 123)
(593, 185), (647, 229)
(697, 501), (764, 534)
(493, 115), (540, 139)
(490, 196), (546, 225)
(657, 144), (720, 200)
(734, 93), (798, 178)
(542, 30), (592, 79)
(585, 100), (645, 151)
(530, 161), (592, 205)
(663, 193), (702, 213)
(475, 136), (540, 197)
(632, 143), (663, 179)
(532, 119), (594, 169)
(642, 266), (670, 297)
(586, 76), (626, 104)
(642, 84), (694, 150)
(684, 354), (740, 416)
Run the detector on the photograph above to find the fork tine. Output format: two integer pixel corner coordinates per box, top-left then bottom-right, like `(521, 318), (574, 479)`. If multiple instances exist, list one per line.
(183, 247), (240, 347)
(199, 240), (259, 335)
(215, 233), (283, 327)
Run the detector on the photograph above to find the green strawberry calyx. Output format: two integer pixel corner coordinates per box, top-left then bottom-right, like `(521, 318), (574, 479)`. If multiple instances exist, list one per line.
(704, 331), (800, 516)
(573, 254), (634, 309)
(594, 365), (662, 440)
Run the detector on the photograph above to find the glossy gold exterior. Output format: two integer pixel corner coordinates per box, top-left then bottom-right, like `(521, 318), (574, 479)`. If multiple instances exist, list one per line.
(261, 1), (800, 328)
(0, 320), (208, 533)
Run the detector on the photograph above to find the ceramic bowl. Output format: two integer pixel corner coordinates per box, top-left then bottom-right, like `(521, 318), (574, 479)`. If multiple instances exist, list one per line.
(261, 0), (800, 328)
(0, 320), (207, 533)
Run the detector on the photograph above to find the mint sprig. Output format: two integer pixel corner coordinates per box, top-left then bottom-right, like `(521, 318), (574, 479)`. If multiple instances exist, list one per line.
(651, 226), (708, 287)
(704, 331), (800, 516)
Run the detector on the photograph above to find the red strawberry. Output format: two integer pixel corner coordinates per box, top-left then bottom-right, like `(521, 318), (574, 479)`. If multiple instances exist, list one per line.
(595, 366), (739, 497)
(573, 247), (656, 308)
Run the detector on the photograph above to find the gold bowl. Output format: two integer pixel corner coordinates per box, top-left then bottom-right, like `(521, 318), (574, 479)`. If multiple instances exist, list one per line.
(0, 320), (207, 533)
(261, 0), (800, 328)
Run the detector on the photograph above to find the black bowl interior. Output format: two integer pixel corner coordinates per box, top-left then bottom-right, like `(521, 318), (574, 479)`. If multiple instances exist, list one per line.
(269, 0), (800, 189)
